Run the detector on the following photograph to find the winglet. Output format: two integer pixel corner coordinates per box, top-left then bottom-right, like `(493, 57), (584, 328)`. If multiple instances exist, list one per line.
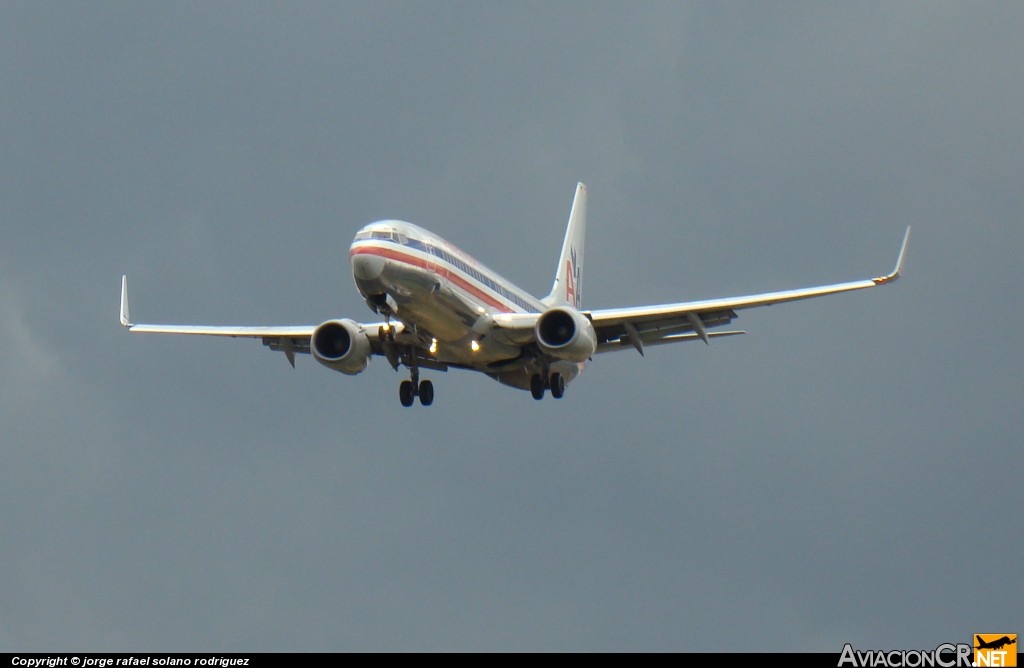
(119, 275), (133, 327)
(874, 226), (911, 284)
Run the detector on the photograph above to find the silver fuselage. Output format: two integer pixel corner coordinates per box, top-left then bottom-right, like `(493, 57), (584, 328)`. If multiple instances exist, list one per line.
(349, 220), (584, 389)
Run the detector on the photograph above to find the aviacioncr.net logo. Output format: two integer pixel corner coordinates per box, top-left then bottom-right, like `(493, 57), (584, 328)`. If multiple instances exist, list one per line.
(838, 643), (973, 668)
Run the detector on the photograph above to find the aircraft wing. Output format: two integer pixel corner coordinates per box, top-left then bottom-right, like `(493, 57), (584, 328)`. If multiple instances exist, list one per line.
(118, 275), (391, 367)
(589, 226), (910, 355)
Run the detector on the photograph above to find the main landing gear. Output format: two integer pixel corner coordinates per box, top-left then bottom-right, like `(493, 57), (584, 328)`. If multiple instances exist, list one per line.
(399, 376), (434, 407)
(387, 326), (432, 407)
(530, 372), (565, 400)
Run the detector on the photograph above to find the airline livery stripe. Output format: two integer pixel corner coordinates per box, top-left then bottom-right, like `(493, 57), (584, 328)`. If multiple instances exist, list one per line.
(350, 246), (529, 314)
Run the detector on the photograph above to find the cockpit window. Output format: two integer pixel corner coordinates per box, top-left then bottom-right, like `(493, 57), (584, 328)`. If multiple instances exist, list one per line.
(356, 230), (408, 243)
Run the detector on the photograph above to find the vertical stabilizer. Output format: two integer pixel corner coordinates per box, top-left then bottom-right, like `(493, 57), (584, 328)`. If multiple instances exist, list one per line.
(544, 182), (587, 309)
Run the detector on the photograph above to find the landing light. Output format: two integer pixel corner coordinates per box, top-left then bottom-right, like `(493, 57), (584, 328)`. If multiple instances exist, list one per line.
(381, 322), (391, 332)
(470, 340), (480, 352)
(430, 338), (438, 354)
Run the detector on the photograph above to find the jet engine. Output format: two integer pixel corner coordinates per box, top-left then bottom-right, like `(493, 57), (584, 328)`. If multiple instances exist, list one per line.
(535, 306), (597, 363)
(311, 319), (373, 375)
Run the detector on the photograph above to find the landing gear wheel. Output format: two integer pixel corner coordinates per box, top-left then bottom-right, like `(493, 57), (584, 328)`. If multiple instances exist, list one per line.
(418, 380), (434, 406)
(399, 380), (415, 407)
(530, 374), (545, 400)
(549, 373), (565, 399)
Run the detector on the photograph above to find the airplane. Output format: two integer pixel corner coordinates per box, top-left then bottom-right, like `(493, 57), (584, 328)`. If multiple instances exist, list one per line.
(975, 636), (1016, 651)
(119, 182), (910, 406)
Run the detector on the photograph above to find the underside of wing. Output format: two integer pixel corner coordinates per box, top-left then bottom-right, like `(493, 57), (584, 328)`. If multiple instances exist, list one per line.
(589, 226), (909, 355)
(125, 323), (317, 338)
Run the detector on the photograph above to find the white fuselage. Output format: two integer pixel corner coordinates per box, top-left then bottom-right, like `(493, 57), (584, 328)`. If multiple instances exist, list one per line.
(349, 219), (584, 389)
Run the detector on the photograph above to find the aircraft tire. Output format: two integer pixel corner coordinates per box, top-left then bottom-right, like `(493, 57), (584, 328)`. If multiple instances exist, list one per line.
(530, 374), (545, 400)
(399, 380), (415, 407)
(550, 373), (565, 399)
(419, 380), (434, 406)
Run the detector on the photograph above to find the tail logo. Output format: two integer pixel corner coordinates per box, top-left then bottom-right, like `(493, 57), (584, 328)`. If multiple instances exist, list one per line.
(565, 246), (582, 308)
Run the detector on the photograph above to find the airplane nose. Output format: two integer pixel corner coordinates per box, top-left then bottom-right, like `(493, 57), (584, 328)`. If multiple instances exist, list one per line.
(352, 253), (385, 280)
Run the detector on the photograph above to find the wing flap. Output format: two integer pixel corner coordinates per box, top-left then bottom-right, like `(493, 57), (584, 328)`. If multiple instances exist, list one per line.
(596, 329), (745, 354)
(593, 309), (737, 344)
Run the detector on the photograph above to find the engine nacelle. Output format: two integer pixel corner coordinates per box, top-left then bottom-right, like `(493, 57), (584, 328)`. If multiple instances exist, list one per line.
(311, 319), (372, 375)
(535, 306), (597, 363)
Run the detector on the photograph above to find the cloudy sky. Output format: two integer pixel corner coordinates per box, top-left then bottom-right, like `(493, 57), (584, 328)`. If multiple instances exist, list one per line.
(2, 2), (1021, 652)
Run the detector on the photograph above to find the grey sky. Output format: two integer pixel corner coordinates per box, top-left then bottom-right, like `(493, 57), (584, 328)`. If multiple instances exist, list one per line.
(2, 2), (1021, 651)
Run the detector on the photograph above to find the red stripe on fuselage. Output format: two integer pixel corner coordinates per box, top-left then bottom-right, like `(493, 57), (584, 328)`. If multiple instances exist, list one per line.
(350, 245), (521, 314)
